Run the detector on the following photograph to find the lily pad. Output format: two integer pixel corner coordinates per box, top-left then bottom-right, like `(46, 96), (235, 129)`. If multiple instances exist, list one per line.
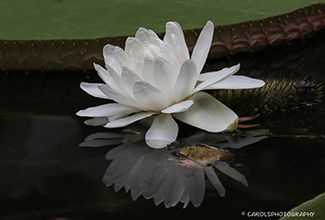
(0, 0), (324, 40)
(280, 192), (325, 220)
(247, 129), (270, 137)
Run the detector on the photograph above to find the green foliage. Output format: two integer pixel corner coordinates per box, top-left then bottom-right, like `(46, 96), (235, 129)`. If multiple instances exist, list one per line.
(280, 192), (325, 220)
(0, 0), (324, 39)
(247, 129), (270, 137)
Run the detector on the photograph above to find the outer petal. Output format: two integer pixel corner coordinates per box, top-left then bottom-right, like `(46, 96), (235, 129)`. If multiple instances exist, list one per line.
(191, 21), (214, 74)
(174, 59), (198, 102)
(94, 63), (129, 98)
(204, 75), (265, 90)
(76, 103), (139, 117)
(173, 92), (238, 132)
(193, 64), (240, 93)
(104, 112), (154, 128)
(80, 82), (110, 99)
(161, 100), (194, 114)
(98, 84), (145, 110)
(197, 64), (240, 81)
(145, 114), (179, 149)
(133, 80), (170, 112)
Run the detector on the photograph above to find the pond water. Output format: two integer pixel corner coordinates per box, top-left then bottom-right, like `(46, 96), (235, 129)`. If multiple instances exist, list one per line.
(0, 29), (325, 220)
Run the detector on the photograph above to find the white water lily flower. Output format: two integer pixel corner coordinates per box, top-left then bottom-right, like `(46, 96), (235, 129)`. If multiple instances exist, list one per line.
(77, 21), (265, 149)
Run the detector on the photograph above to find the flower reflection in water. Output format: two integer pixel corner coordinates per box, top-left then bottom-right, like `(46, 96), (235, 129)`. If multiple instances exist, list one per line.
(80, 128), (266, 208)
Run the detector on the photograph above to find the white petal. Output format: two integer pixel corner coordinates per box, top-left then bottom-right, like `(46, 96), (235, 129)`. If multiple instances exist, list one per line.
(114, 46), (130, 72)
(204, 75), (265, 90)
(165, 22), (189, 62)
(198, 64), (240, 81)
(142, 56), (156, 86)
(135, 27), (150, 42)
(161, 100), (194, 114)
(121, 66), (142, 96)
(159, 41), (182, 71)
(173, 92), (238, 132)
(145, 114), (178, 149)
(174, 59), (198, 102)
(125, 37), (144, 68)
(133, 80), (169, 111)
(103, 44), (119, 73)
(193, 64), (240, 93)
(76, 103), (139, 117)
(94, 63), (128, 98)
(98, 84), (144, 110)
(102, 65), (141, 102)
(80, 82), (110, 99)
(154, 57), (176, 102)
(191, 21), (214, 74)
(104, 112), (154, 128)
(148, 29), (163, 45)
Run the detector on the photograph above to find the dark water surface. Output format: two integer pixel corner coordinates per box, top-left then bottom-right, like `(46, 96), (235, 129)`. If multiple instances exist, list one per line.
(1, 30), (325, 220)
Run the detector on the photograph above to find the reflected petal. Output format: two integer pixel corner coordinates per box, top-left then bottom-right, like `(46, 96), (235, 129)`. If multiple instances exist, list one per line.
(79, 139), (122, 147)
(104, 112), (154, 128)
(218, 135), (267, 149)
(179, 163), (205, 207)
(84, 117), (108, 126)
(154, 169), (185, 208)
(215, 162), (248, 187)
(84, 132), (125, 141)
(105, 141), (153, 160)
(203, 166), (226, 197)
